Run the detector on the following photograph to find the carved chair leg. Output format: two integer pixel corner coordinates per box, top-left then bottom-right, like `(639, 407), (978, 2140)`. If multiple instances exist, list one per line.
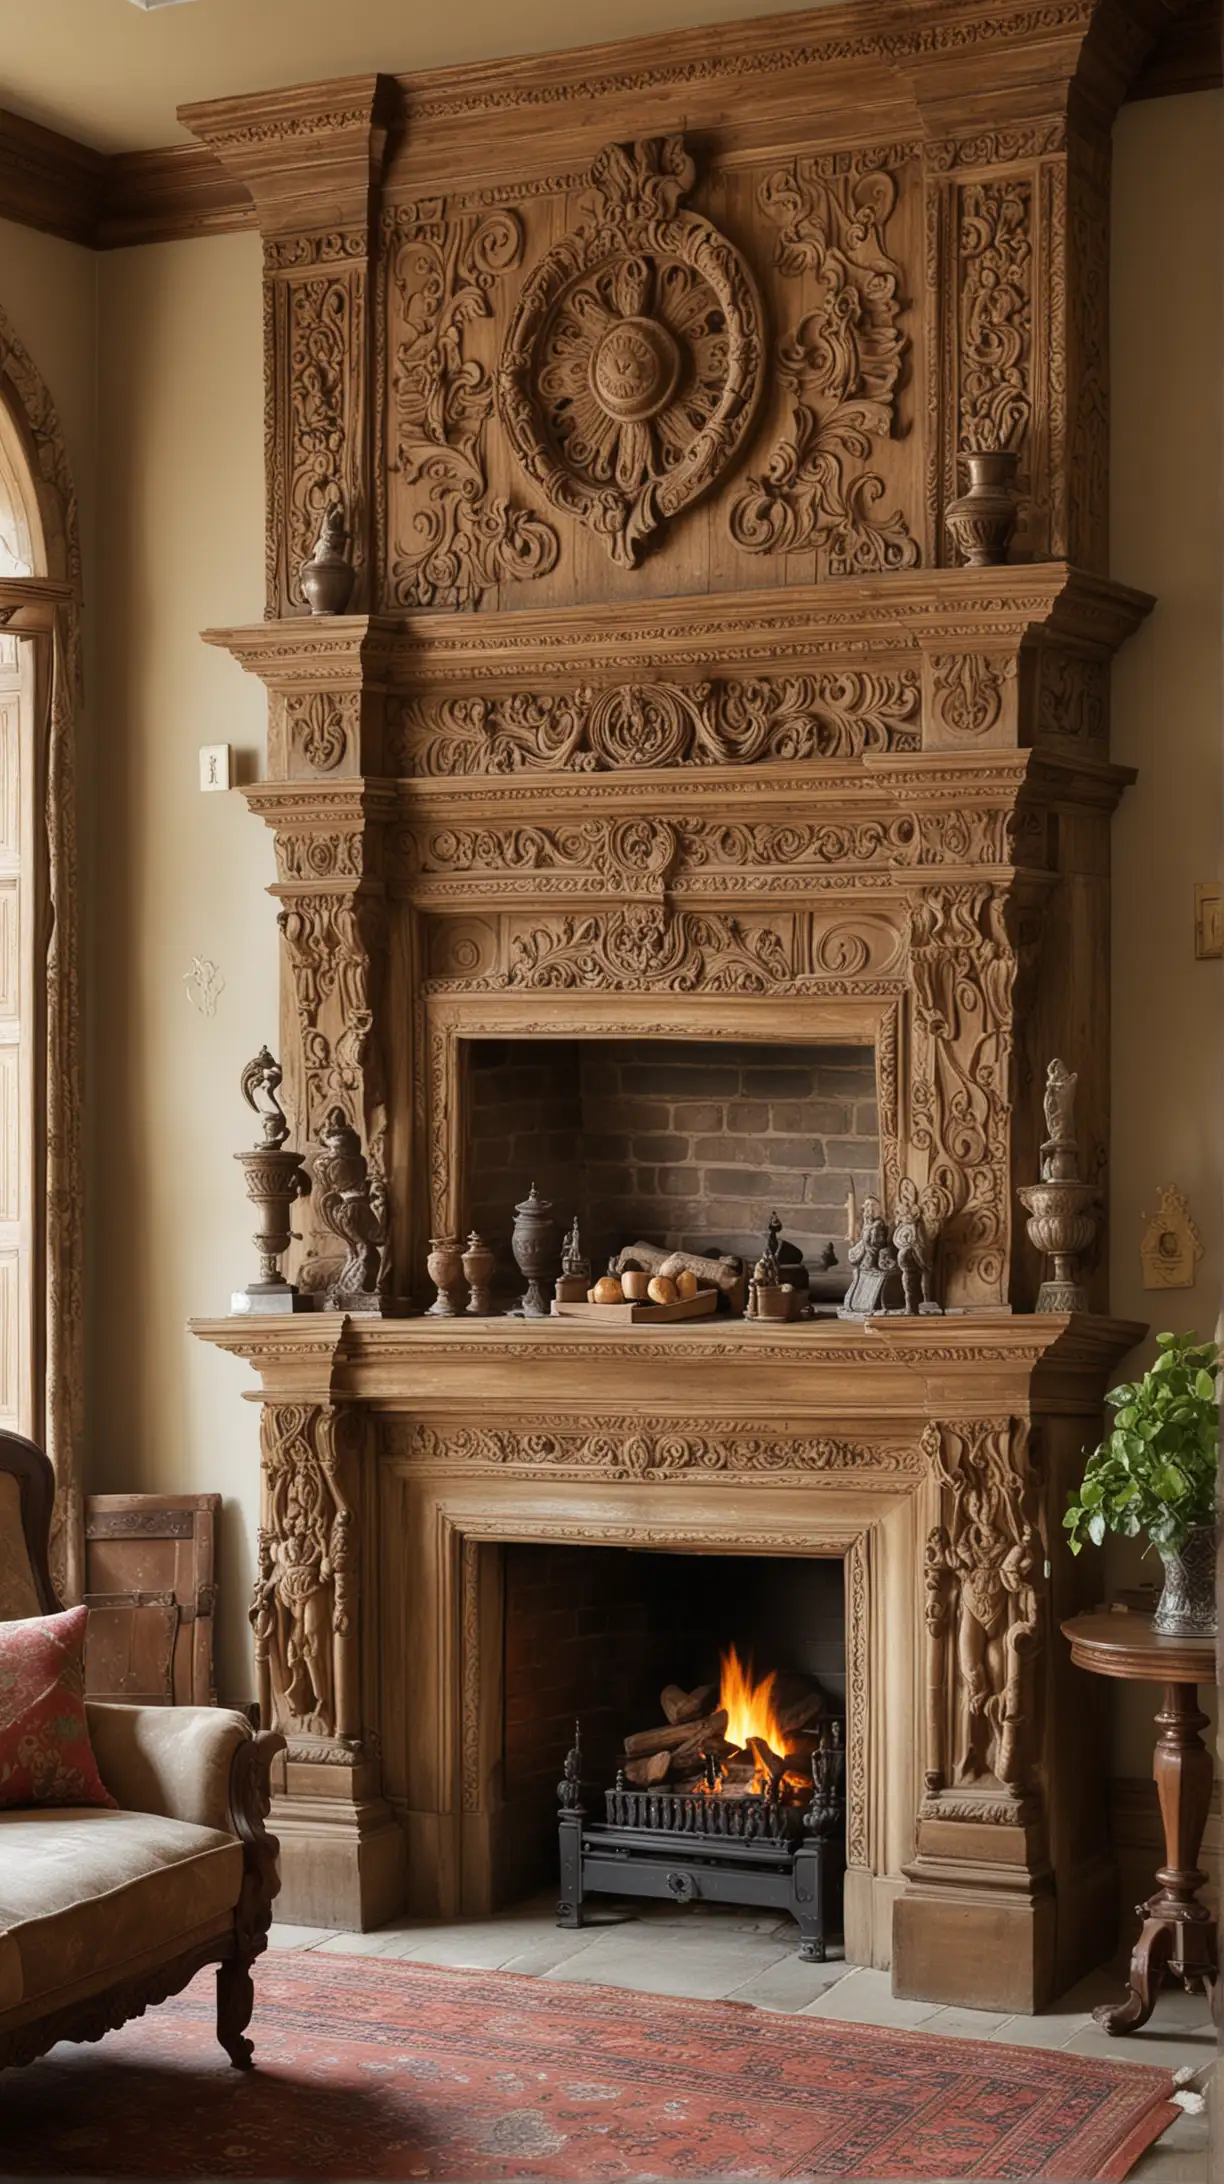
(1093, 1916), (1173, 2034)
(217, 1955), (256, 2069)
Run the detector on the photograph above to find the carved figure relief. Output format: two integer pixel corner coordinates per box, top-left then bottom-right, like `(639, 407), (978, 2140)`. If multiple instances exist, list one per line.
(729, 152), (919, 572)
(388, 207), (559, 606)
(250, 1403), (362, 1744)
(922, 1418), (1043, 1800)
(499, 135), (764, 567)
(393, 669), (920, 774)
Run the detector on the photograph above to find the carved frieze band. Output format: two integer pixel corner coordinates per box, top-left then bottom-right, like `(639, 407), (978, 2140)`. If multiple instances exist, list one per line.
(921, 1416), (1044, 1817)
(251, 1402), (363, 1748)
(401, 1417), (923, 1480)
(391, 669), (921, 775)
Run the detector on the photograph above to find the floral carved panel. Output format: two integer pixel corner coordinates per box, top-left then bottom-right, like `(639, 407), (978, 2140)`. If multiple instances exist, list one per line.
(385, 203), (559, 608)
(729, 150), (919, 573)
(498, 136), (765, 568)
(266, 234), (368, 616)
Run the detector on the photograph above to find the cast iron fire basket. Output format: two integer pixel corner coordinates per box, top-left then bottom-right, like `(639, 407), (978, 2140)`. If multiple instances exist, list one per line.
(556, 1721), (846, 1960)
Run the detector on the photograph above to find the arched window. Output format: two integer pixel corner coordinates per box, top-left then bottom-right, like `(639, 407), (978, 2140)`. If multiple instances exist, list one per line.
(0, 317), (84, 1600)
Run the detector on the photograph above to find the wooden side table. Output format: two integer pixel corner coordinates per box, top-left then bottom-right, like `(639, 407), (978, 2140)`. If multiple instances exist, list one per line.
(1063, 1612), (1218, 2033)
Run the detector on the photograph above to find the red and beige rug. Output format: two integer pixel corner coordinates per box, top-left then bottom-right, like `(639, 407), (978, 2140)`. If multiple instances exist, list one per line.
(0, 1953), (1176, 2181)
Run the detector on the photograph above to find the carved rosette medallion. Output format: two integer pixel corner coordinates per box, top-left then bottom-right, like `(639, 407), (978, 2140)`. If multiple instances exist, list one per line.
(498, 135), (764, 567)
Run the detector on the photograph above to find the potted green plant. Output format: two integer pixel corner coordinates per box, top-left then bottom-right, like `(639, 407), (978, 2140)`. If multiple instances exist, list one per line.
(1065, 1330), (1220, 1638)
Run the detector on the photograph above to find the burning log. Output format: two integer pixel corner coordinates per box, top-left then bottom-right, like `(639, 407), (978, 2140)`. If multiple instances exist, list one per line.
(623, 1708), (727, 1759)
(748, 1736), (789, 1791)
(660, 1682), (716, 1726)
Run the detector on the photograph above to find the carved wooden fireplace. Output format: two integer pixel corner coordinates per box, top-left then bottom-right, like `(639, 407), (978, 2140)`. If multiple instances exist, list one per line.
(190, 0), (1181, 2012)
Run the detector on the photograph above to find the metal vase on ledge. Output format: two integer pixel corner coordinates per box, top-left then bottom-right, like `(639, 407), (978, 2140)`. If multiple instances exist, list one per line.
(232, 1047), (310, 1315)
(300, 500), (356, 615)
(1017, 1058), (1099, 1312)
(1153, 1525), (1218, 1638)
(511, 1183), (557, 1317)
(946, 447), (1020, 567)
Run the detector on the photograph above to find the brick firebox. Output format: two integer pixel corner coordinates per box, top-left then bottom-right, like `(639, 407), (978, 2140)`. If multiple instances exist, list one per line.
(466, 1037), (881, 1296)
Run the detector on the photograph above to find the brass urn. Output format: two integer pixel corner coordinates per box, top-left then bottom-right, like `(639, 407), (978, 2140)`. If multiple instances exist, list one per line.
(232, 1047), (309, 1314)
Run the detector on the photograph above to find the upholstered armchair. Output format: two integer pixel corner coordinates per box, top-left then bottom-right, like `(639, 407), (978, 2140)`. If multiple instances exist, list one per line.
(0, 1431), (285, 2072)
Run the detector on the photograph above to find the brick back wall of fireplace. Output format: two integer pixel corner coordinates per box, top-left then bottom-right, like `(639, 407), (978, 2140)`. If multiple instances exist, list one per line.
(467, 1039), (880, 1292)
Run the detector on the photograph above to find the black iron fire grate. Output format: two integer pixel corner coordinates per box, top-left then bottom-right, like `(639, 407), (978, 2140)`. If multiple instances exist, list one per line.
(556, 1722), (846, 1960)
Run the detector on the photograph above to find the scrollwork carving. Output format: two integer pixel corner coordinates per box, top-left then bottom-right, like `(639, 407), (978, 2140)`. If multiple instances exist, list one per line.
(286, 690), (353, 773)
(498, 135), (764, 566)
(929, 653), (1017, 741)
(404, 1418), (921, 1478)
(250, 1403), (363, 1744)
(729, 153), (918, 572)
(1037, 650), (1106, 744)
(276, 253), (364, 611)
(388, 207), (559, 607)
(958, 181), (1033, 456)
(393, 669), (920, 774)
(906, 884), (1037, 1302)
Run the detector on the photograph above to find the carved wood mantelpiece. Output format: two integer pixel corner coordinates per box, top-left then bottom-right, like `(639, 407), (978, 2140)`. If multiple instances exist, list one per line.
(190, 0), (1172, 2003)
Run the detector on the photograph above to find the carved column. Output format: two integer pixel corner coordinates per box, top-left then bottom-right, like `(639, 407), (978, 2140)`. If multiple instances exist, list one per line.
(895, 1416), (1054, 2012)
(250, 1390), (405, 1929)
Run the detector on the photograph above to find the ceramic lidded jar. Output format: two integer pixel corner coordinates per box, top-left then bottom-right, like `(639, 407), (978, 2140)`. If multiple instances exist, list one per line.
(511, 1184), (557, 1317)
(945, 449), (1021, 568)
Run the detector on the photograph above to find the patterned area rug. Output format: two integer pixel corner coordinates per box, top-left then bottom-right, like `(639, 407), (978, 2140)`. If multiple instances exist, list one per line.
(0, 1953), (1175, 2181)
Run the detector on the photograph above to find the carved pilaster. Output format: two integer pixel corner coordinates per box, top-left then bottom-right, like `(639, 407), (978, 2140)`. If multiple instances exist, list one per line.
(251, 1400), (365, 1748)
(181, 78), (397, 617)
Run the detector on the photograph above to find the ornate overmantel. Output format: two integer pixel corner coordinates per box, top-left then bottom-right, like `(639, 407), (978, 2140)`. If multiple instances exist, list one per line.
(187, 0), (1181, 2005)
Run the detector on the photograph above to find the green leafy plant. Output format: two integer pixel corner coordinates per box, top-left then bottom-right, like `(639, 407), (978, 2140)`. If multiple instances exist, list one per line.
(1065, 1330), (1220, 1555)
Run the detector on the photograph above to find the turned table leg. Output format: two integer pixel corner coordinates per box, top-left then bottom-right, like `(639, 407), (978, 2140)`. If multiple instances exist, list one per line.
(1095, 1679), (1218, 2034)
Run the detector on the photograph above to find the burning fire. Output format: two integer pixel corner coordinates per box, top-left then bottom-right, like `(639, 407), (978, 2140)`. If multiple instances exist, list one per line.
(718, 1644), (785, 1760)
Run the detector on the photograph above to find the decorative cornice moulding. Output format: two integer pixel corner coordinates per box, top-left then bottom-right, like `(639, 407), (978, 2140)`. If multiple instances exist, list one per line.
(0, 0), (1212, 251)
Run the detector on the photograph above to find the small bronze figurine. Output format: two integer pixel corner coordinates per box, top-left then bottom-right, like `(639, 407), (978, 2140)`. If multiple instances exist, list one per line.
(558, 1721), (584, 1813)
(314, 1107), (390, 1310)
(554, 1216), (592, 1303)
(232, 1047), (309, 1315)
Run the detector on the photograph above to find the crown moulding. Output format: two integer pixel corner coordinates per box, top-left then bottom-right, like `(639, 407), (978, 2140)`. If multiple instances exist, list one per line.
(0, 0), (1216, 251)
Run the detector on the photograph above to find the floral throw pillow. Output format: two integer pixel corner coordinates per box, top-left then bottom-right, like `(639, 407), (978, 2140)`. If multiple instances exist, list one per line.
(0, 1605), (116, 1808)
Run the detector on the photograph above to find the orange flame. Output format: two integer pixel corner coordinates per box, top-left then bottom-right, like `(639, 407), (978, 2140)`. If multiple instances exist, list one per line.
(719, 1644), (785, 1758)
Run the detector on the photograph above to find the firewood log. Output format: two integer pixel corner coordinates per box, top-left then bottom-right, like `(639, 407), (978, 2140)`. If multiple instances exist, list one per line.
(624, 1750), (671, 1787)
(660, 1682), (716, 1725)
(777, 1689), (829, 1736)
(623, 1708), (727, 1759)
(748, 1735), (788, 1788)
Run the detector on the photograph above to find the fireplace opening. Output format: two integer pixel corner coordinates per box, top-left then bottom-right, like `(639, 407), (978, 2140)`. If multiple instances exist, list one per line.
(497, 1543), (846, 1927)
(464, 1037), (880, 1304)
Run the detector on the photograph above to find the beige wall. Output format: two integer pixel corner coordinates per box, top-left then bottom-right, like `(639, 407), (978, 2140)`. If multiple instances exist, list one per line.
(1106, 90), (1222, 1775)
(0, 93), (1217, 1725)
(89, 235), (275, 1705)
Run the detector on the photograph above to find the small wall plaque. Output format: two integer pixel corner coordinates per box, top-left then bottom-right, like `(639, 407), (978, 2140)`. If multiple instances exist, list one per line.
(1139, 1183), (1204, 1290)
(199, 743), (231, 793)
(1194, 883), (1222, 960)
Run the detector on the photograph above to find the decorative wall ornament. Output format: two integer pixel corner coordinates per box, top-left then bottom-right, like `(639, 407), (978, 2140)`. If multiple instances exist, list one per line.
(250, 1402), (362, 1744)
(921, 1417), (1043, 1802)
(1139, 1184), (1203, 1291)
(498, 135), (764, 567)
(404, 1419), (922, 1479)
(729, 153), (918, 572)
(393, 668), (921, 775)
(183, 956), (225, 1017)
(388, 207), (559, 607)
(483, 905), (795, 994)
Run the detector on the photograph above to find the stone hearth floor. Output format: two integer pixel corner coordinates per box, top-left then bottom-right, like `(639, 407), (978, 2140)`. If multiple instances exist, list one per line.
(269, 1893), (1216, 2181)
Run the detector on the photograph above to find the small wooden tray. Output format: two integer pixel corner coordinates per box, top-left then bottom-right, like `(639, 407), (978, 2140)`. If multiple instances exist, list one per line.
(551, 1288), (719, 1324)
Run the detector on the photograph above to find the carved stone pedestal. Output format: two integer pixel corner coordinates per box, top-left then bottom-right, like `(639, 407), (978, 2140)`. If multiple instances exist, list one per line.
(894, 1808), (1075, 2014)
